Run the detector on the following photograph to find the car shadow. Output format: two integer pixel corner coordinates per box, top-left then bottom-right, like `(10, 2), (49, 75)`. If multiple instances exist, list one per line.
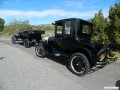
(18, 43), (35, 47)
(0, 57), (5, 60)
(46, 55), (68, 66)
(46, 55), (103, 75)
(46, 55), (72, 74)
(88, 67), (102, 74)
(116, 80), (120, 89)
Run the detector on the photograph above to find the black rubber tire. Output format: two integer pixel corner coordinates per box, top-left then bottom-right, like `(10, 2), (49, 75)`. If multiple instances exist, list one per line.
(23, 39), (30, 48)
(35, 43), (46, 58)
(11, 35), (17, 44)
(69, 53), (90, 76)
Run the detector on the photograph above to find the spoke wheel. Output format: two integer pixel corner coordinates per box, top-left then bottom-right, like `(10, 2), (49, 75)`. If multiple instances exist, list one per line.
(35, 43), (46, 58)
(12, 36), (17, 44)
(69, 53), (90, 76)
(24, 39), (30, 48)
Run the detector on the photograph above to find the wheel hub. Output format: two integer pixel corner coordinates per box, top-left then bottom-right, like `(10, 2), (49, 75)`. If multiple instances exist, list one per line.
(71, 56), (86, 74)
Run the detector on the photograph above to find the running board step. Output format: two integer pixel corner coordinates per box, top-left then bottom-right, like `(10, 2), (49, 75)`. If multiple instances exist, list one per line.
(96, 61), (108, 65)
(96, 65), (106, 68)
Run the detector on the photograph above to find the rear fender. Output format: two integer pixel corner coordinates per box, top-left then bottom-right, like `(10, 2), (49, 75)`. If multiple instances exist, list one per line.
(72, 48), (96, 66)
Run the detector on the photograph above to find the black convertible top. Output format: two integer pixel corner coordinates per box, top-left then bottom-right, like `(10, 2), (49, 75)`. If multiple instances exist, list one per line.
(55, 18), (93, 25)
(22, 30), (45, 34)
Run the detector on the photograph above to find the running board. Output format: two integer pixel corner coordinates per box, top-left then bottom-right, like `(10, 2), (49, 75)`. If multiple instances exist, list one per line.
(51, 48), (69, 59)
(96, 61), (109, 68)
(96, 61), (108, 65)
(96, 65), (106, 68)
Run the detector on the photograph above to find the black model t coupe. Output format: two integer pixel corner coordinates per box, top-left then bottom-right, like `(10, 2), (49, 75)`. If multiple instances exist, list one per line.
(12, 30), (45, 48)
(35, 18), (109, 76)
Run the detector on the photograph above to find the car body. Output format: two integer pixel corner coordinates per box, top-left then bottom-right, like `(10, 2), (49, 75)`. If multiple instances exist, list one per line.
(12, 30), (45, 48)
(35, 18), (109, 76)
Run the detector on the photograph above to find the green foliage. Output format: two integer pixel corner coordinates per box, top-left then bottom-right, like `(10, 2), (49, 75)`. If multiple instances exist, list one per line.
(89, 3), (120, 46)
(2, 19), (32, 35)
(0, 17), (5, 32)
(91, 10), (108, 44)
(32, 24), (54, 31)
(32, 24), (54, 37)
(108, 3), (120, 44)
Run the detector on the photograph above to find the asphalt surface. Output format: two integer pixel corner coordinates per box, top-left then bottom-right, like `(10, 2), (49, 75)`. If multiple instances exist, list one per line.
(0, 40), (120, 90)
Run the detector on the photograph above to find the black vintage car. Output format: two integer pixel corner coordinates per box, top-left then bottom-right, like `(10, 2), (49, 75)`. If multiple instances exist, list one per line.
(35, 18), (109, 76)
(12, 30), (45, 48)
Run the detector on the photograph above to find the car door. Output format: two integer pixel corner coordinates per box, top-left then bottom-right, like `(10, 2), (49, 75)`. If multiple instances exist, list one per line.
(62, 21), (76, 50)
(54, 21), (64, 49)
(55, 20), (76, 50)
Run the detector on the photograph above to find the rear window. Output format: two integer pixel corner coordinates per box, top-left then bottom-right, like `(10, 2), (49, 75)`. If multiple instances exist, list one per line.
(81, 24), (92, 34)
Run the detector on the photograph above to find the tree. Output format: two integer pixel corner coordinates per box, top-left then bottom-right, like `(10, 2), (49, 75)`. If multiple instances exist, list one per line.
(0, 17), (5, 32)
(3, 19), (32, 35)
(108, 3), (120, 44)
(91, 10), (108, 44)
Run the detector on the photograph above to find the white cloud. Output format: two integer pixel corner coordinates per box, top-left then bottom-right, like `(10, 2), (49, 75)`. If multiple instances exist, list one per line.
(0, 9), (98, 19)
(65, 1), (83, 8)
(102, 8), (109, 18)
(89, 0), (98, 4)
(0, 9), (110, 25)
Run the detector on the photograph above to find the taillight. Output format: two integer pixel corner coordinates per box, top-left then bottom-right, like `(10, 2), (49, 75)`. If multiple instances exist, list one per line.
(99, 52), (107, 61)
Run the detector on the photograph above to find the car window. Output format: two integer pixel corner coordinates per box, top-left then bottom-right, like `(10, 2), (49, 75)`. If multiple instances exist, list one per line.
(82, 24), (91, 34)
(64, 21), (71, 35)
(56, 22), (63, 35)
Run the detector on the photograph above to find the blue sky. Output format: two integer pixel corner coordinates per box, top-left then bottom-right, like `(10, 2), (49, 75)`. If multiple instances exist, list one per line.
(0, 0), (119, 25)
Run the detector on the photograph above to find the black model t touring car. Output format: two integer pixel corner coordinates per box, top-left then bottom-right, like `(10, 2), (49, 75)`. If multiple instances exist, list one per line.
(35, 18), (109, 76)
(12, 30), (45, 48)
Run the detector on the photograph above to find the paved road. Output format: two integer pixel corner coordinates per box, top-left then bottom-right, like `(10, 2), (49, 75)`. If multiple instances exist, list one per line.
(0, 40), (120, 90)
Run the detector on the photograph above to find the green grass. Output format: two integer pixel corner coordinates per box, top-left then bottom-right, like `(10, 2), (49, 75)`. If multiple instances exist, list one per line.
(115, 62), (120, 65)
(109, 51), (120, 65)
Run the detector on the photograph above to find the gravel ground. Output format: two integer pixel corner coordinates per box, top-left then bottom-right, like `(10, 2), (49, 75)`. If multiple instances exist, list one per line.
(0, 39), (120, 90)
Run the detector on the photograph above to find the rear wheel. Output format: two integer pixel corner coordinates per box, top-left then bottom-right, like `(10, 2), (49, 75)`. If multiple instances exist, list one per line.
(23, 39), (30, 48)
(69, 53), (90, 76)
(11, 36), (17, 44)
(35, 43), (46, 58)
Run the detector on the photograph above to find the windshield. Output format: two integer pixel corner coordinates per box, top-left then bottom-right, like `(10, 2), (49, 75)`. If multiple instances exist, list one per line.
(56, 22), (63, 35)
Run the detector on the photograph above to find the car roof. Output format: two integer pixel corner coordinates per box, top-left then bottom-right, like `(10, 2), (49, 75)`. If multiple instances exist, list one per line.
(55, 18), (93, 25)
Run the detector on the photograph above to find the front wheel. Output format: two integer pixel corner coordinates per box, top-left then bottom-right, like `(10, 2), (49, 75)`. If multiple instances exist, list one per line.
(69, 53), (90, 76)
(23, 39), (30, 48)
(35, 43), (46, 58)
(11, 35), (17, 44)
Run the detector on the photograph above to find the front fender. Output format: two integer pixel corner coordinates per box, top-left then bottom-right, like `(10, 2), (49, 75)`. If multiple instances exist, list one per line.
(39, 40), (47, 46)
(38, 40), (49, 52)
